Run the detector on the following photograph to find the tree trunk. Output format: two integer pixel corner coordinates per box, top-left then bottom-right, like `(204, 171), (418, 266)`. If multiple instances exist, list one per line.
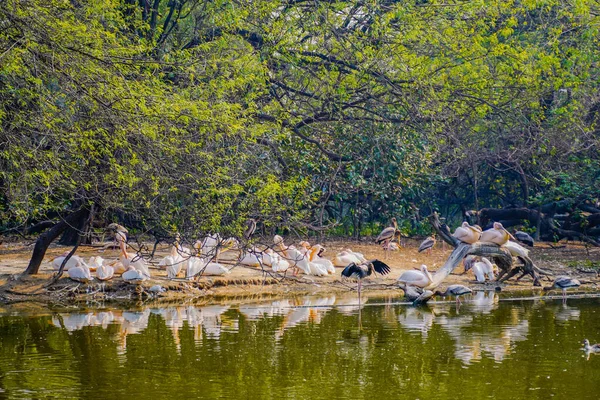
(24, 208), (88, 275)
(58, 207), (91, 245)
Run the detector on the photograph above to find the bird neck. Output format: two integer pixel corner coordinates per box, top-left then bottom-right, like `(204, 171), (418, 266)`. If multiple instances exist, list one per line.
(309, 247), (319, 261)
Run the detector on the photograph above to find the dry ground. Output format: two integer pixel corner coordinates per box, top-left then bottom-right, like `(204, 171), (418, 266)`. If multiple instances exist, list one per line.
(0, 237), (598, 305)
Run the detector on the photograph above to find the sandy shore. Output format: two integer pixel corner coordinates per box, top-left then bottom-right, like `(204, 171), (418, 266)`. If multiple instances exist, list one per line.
(0, 238), (598, 305)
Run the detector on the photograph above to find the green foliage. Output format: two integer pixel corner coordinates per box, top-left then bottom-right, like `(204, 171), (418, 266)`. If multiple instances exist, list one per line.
(1, 0), (599, 238)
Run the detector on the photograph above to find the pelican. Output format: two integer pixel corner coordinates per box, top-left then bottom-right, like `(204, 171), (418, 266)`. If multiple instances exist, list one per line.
(52, 253), (87, 271)
(67, 261), (93, 283)
(480, 222), (514, 246)
(345, 249), (367, 263)
(333, 251), (361, 267)
(397, 282), (425, 302)
(96, 264), (114, 281)
(269, 251), (291, 273)
(472, 257), (495, 283)
(543, 276), (581, 300)
(238, 251), (262, 267)
(503, 241), (530, 257)
(88, 256), (104, 271)
(341, 259), (391, 298)
(418, 235), (436, 254)
(203, 262), (230, 276)
(186, 256), (229, 278)
(108, 260), (127, 275)
(122, 266), (148, 282)
(514, 231), (534, 247)
(397, 265), (433, 288)
(115, 230), (151, 278)
(308, 245), (335, 274)
(452, 222), (481, 244)
(243, 218), (257, 240)
(274, 235), (310, 275)
(375, 217), (400, 258)
(159, 239), (186, 277)
(435, 285), (473, 304)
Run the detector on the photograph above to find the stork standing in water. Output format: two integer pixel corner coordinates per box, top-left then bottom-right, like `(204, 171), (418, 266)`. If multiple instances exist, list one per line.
(375, 218), (400, 259)
(543, 276), (581, 301)
(434, 285), (473, 305)
(418, 235), (436, 254)
(341, 260), (391, 301)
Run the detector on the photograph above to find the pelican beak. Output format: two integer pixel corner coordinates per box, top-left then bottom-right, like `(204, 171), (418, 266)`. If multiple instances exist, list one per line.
(505, 229), (516, 241)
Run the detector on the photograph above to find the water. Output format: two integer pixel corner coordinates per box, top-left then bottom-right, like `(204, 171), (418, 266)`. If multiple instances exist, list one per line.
(0, 292), (599, 399)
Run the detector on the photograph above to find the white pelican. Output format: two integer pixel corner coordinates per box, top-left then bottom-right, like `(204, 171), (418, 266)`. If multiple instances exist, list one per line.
(344, 249), (367, 263)
(397, 265), (433, 288)
(435, 285), (473, 304)
(333, 251), (361, 267)
(159, 240), (186, 278)
(268, 250), (290, 272)
(96, 264), (114, 281)
(274, 235), (310, 275)
(308, 245), (335, 274)
(122, 266), (148, 282)
(480, 222), (514, 246)
(341, 260), (391, 298)
(472, 257), (495, 283)
(88, 256), (104, 271)
(452, 222), (481, 244)
(52, 253), (86, 271)
(418, 235), (436, 254)
(238, 251), (262, 267)
(186, 256), (230, 277)
(543, 276), (581, 300)
(116, 231), (150, 278)
(503, 241), (529, 258)
(375, 217), (400, 258)
(108, 260), (127, 275)
(67, 261), (93, 283)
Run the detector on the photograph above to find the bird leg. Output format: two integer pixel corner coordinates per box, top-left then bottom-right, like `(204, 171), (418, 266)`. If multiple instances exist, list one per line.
(357, 280), (362, 301)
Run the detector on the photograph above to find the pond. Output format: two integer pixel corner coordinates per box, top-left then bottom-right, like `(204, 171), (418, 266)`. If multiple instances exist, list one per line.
(0, 292), (599, 399)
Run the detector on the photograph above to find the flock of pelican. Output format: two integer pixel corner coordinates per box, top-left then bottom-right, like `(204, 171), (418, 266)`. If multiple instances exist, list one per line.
(49, 217), (583, 304)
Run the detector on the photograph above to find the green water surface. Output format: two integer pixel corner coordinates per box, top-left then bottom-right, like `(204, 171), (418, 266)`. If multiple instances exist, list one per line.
(0, 292), (599, 399)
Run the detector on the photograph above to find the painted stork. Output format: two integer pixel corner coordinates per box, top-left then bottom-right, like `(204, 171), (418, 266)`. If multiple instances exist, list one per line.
(341, 259), (391, 299)
(375, 217), (400, 258)
(514, 231), (534, 247)
(543, 276), (581, 300)
(418, 235), (436, 254)
(243, 218), (257, 241)
(435, 285), (473, 304)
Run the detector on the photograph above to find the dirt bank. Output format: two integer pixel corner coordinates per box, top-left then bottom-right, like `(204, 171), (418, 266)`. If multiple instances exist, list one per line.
(0, 239), (598, 305)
